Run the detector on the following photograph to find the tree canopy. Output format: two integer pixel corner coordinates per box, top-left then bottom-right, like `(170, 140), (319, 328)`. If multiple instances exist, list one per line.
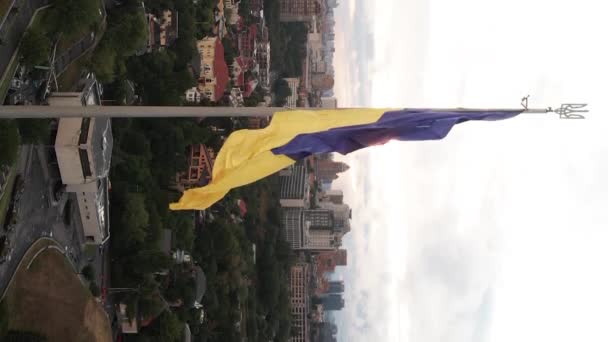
(20, 27), (50, 68)
(48, 0), (100, 35)
(16, 119), (50, 144)
(0, 120), (20, 167)
(271, 79), (292, 106)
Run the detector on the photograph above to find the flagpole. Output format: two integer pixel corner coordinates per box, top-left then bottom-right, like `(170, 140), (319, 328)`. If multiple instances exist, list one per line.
(0, 103), (587, 119)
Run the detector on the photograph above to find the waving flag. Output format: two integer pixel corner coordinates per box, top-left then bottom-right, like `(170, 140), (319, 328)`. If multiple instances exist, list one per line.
(170, 108), (522, 210)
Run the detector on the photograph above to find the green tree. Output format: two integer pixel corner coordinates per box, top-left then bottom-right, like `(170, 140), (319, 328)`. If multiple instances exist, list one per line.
(271, 79), (292, 106)
(89, 282), (101, 297)
(157, 311), (182, 342)
(0, 300), (8, 339)
(20, 27), (49, 68)
(107, 11), (147, 57)
(168, 212), (195, 251)
(49, 0), (100, 35)
(129, 250), (173, 274)
(222, 38), (237, 67)
(121, 193), (150, 244)
(90, 44), (118, 83)
(0, 120), (20, 167)
(16, 119), (50, 144)
(81, 264), (95, 281)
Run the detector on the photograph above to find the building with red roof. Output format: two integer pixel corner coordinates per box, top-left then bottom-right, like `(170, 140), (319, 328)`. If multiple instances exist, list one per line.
(231, 56), (254, 87)
(195, 37), (230, 102)
(238, 24), (258, 57)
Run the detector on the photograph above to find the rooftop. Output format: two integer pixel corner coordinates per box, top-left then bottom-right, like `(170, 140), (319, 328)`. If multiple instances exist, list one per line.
(213, 39), (230, 99)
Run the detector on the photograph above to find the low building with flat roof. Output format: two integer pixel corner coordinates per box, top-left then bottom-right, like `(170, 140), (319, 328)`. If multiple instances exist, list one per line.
(52, 76), (112, 245)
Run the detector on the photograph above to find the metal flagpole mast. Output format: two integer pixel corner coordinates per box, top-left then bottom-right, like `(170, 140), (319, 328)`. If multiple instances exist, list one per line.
(0, 97), (588, 119)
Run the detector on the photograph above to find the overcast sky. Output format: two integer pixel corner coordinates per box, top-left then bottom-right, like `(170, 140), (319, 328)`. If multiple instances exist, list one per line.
(332, 0), (608, 341)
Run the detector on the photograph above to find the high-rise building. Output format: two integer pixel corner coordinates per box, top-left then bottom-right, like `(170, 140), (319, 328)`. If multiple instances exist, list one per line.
(318, 202), (351, 234)
(283, 208), (303, 249)
(303, 209), (334, 229)
(303, 228), (341, 250)
(316, 294), (344, 311)
(289, 263), (310, 342)
(279, 161), (309, 208)
(320, 189), (343, 204)
(315, 159), (349, 182)
(279, 0), (322, 22)
(328, 280), (344, 294)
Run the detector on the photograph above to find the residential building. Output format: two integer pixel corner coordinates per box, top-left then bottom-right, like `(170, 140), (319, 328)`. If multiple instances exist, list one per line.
(238, 24), (258, 58)
(224, 0), (240, 24)
(146, 10), (179, 51)
(230, 56), (254, 87)
(176, 144), (216, 191)
(51, 77), (111, 245)
(289, 263), (310, 342)
(185, 87), (202, 103)
(279, 0), (322, 22)
(283, 77), (300, 108)
(195, 37), (230, 102)
(229, 87), (245, 107)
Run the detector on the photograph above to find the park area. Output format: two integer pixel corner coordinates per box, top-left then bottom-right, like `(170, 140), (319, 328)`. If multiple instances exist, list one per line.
(0, 240), (111, 342)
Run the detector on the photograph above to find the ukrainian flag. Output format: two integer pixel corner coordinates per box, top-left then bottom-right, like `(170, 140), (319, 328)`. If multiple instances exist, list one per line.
(170, 108), (522, 210)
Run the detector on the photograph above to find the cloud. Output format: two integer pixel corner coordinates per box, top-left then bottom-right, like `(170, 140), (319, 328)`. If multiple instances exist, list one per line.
(333, 0), (608, 341)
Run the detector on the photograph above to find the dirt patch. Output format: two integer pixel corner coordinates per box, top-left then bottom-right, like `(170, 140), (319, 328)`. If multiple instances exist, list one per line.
(5, 246), (111, 342)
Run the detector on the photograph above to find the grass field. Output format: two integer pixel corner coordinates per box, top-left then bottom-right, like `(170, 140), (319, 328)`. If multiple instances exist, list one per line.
(2, 241), (111, 342)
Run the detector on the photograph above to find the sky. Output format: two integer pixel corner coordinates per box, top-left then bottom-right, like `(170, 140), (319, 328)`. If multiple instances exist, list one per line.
(332, 0), (608, 341)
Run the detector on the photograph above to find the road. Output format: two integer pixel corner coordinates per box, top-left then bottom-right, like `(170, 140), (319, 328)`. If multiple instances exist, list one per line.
(0, 144), (85, 296)
(0, 0), (50, 83)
